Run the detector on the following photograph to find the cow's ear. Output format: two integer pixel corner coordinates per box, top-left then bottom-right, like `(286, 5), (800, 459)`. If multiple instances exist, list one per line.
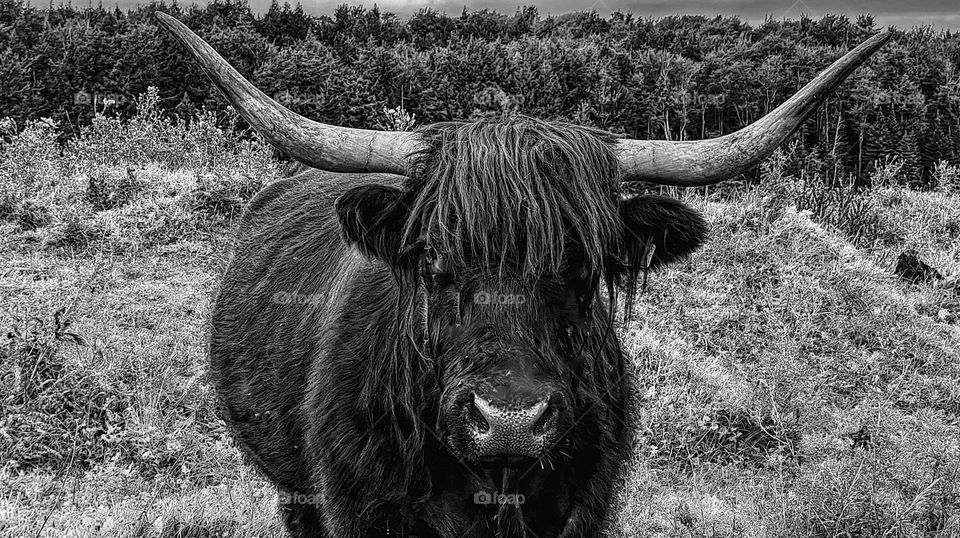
(613, 194), (707, 272)
(335, 185), (409, 262)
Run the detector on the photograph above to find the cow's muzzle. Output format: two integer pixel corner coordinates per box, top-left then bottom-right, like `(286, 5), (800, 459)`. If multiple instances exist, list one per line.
(455, 390), (566, 461)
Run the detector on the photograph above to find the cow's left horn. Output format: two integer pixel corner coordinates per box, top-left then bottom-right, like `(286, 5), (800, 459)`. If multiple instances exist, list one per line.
(156, 12), (419, 174)
(616, 30), (893, 186)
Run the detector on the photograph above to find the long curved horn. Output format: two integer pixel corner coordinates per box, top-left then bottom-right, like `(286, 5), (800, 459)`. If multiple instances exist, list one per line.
(616, 30), (893, 186)
(156, 12), (419, 174)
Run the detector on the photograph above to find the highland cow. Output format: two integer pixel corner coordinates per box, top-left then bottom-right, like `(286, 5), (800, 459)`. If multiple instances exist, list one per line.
(156, 13), (890, 537)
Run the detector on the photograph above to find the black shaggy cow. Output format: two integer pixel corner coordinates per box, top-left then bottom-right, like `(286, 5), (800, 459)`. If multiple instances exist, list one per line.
(156, 13), (890, 538)
(215, 118), (697, 537)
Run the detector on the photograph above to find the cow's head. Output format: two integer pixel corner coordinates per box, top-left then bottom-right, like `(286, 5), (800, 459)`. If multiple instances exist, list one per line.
(156, 8), (890, 473)
(333, 118), (708, 465)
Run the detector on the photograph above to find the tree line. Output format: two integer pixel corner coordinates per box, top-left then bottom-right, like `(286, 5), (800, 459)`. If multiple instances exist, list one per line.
(1, 0), (959, 185)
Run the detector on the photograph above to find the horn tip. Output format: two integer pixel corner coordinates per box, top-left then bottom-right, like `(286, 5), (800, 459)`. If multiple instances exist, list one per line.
(870, 29), (895, 47)
(155, 11), (178, 28)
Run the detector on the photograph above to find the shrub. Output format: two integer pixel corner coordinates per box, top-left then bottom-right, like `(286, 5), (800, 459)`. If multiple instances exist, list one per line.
(0, 88), (280, 251)
(0, 117), (65, 222)
(0, 309), (131, 470)
(761, 147), (899, 247)
(933, 160), (960, 195)
(374, 104), (417, 131)
(871, 156), (905, 189)
(68, 88), (278, 177)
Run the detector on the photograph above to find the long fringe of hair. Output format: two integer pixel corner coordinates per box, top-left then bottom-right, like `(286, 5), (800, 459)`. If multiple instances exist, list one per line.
(402, 116), (624, 282)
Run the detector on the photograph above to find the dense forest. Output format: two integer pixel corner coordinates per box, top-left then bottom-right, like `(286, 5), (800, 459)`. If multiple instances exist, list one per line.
(1, 0), (959, 186)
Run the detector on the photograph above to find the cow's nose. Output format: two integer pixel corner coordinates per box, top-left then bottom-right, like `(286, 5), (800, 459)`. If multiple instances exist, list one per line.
(467, 393), (557, 459)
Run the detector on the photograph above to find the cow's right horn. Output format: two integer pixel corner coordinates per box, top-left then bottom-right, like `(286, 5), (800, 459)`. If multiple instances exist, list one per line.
(615, 30), (893, 186)
(156, 12), (420, 175)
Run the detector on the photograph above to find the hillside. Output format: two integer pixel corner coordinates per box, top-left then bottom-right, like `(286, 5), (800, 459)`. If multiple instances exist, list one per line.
(618, 190), (960, 536)
(1, 108), (959, 537)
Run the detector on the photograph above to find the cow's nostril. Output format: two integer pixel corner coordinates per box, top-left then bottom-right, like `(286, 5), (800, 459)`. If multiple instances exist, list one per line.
(531, 401), (558, 435)
(466, 396), (490, 433)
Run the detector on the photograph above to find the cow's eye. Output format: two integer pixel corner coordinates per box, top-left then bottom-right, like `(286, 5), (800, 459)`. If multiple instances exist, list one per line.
(421, 247), (456, 288)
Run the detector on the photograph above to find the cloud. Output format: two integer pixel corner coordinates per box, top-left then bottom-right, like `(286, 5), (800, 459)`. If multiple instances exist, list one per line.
(872, 11), (960, 29)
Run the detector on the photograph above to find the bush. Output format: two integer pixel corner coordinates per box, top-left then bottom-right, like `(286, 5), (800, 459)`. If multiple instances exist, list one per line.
(0, 88), (280, 251)
(68, 87), (278, 176)
(0, 117), (65, 222)
(934, 160), (960, 195)
(0, 309), (131, 470)
(761, 147), (899, 247)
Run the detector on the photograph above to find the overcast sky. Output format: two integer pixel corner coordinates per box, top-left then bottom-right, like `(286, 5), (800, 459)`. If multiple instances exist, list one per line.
(309, 0), (960, 29)
(89, 0), (960, 29)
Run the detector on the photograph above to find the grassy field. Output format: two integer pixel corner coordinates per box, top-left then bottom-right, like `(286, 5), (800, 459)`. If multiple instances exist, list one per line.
(1, 101), (959, 537)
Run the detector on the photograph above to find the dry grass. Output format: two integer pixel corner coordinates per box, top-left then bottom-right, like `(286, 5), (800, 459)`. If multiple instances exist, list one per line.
(614, 188), (960, 537)
(1, 105), (958, 537)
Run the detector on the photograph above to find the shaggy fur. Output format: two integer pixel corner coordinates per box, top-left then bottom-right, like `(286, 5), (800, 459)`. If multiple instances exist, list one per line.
(403, 119), (621, 280)
(210, 117), (707, 537)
